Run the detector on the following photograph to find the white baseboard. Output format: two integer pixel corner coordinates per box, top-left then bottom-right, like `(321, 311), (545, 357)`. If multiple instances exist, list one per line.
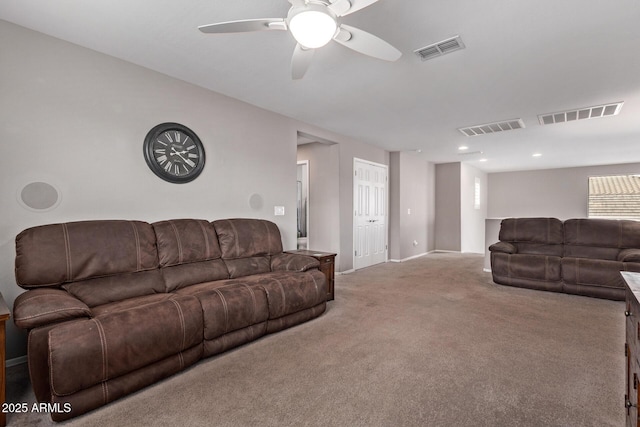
(388, 251), (432, 263)
(7, 355), (27, 367)
(336, 269), (355, 275)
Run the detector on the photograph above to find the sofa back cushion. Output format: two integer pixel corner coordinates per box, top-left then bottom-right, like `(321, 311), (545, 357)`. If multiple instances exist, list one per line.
(213, 219), (283, 278)
(152, 219), (229, 291)
(153, 219), (222, 266)
(499, 217), (564, 256)
(15, 220), (159, 289)
(564, 218), (640, 260)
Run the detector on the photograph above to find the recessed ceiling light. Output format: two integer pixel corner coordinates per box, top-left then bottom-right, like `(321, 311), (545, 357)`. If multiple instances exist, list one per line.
(458, 146), (469, 151)
(479, 158), (488, 162)
(532, 153), (542, 157)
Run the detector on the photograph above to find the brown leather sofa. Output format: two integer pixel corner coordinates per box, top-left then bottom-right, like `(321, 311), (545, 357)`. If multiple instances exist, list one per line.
(12, 218), (327, 421)
(489, 217), (640, 300)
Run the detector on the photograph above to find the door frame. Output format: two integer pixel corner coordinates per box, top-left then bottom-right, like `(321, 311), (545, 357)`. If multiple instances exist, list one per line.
(353, 157), (389, 270)
(297, 160), (310, 249)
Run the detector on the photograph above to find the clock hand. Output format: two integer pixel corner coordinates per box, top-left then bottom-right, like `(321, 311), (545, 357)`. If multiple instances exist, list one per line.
(170, 147), (195, 167)
(169, 149), (188, 156)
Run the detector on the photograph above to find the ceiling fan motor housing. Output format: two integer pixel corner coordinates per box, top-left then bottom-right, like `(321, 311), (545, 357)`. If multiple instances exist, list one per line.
(287, 2), (340, 48)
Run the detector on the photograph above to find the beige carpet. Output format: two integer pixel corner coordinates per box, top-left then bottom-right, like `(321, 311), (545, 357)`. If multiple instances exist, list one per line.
(5, 253), (625, 426)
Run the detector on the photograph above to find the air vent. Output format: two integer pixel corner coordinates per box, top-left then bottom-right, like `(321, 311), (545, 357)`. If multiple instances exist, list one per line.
(414, 35), (465, 61)
(538, 102), (623, 125)
(457, 150), (484, 156)
(458, 119), (525, 137)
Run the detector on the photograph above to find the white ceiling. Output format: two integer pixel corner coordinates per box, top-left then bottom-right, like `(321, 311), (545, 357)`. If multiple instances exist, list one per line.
(2, 0), (640, 172)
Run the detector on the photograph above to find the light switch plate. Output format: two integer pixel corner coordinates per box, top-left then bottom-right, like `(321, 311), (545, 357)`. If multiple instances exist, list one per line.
(274, 206), (285, 216)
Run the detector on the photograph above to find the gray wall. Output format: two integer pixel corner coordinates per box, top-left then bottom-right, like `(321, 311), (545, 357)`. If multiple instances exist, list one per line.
(0, 21), (302, 360)
(484, 162), (640, 270)
(488, 162), (640, 219)
(293, 125), (389, 272)
(0, 21), (389, 359)
(460, 163), (487, 254)
(389, 152), (435, 261)
(297, 142), (340, 258)
(435, 163), (462, 251)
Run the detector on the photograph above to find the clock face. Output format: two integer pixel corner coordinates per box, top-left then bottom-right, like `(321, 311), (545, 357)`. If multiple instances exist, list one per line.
(143, 123), (205, 183)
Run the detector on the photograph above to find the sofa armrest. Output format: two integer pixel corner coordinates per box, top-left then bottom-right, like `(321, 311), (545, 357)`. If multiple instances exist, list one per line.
(13, 288), (92, 330)
(619, 249), (640, 263)
(271, 253), (320, 272)
(489, 242), (517, 254)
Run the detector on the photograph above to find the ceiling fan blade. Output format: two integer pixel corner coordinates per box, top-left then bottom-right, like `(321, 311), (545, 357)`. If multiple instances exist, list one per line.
(338, 0), (380, 16)
(333, 25), (401, 61)
(198, 18), (286, 34)
(291, 43), (315, 80)
(288, 0), (306, 6)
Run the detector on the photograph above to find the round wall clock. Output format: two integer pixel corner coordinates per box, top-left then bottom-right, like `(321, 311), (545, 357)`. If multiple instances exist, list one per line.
(143, 122), (206, 184)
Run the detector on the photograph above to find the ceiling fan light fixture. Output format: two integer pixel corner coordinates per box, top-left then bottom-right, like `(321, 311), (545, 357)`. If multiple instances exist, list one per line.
(288, 6), (337, 49)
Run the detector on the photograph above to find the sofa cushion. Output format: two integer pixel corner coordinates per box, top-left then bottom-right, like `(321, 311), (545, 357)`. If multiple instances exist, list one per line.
(176, 280), (269, 341)
(488, 242), (517, 254)
(153, 219), (229, 291)
(213, 218), (283, 259)
(561, 257), (640, 288)
(491, 253), (562, 282)
(563, 219), (640, 261)
(499, 218), (564, 244)
(271, 253), (320, 272)
(224, 256), (271, 279)
(48, 294), (203, 397)
(161, 259), (229, 292)
(244, 270), (327, 319)
(498, 218), (564, 256)
(90, 293), (175, 317)
(619, 249), (640, 263)
(62, 269), (166, 308)
(153, 219), (222, 266)
(16, 220), (158, 289)
(13, 288), (92, 330)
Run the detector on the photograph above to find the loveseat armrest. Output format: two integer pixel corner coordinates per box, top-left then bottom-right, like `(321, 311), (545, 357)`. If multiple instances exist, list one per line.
(489, 242), (517, 254)
(619, 248), (640, 263)
(13, 288), (92, 330)
(271, 253), (320, 272)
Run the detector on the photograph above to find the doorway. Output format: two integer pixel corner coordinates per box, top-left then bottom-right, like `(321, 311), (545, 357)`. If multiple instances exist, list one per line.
(353, 158), (388, 270)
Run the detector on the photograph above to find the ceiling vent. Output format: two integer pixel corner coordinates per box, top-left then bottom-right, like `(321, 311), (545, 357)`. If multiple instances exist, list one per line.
(414, 35), (465, 61)
(458, 119), (525, 137)
(457, 150), (484, 156)
(538, 102), (623, 125)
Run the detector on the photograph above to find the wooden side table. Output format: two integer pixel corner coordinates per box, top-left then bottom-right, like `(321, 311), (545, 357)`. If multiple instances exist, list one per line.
(286, 250), (336, 301)
(0, 294), (10, 427)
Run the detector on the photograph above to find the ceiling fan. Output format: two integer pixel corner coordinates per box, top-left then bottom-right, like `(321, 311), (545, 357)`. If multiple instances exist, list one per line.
(198, 0), (402, 79)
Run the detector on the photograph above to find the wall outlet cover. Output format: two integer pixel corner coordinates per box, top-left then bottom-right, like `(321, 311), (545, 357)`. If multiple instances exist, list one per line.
(274, 206), (285, 216)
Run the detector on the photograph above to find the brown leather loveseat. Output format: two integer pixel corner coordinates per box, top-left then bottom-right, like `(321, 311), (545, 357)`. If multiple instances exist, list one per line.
(12, 218), (327, 421)
(489, 217), (640, 300)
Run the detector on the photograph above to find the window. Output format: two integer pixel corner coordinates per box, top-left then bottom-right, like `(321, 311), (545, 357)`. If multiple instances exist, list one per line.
(588, 174), (640, 220)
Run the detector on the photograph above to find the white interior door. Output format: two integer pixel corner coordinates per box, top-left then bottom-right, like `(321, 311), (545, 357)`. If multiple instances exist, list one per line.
(354, 158), (388, 270)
